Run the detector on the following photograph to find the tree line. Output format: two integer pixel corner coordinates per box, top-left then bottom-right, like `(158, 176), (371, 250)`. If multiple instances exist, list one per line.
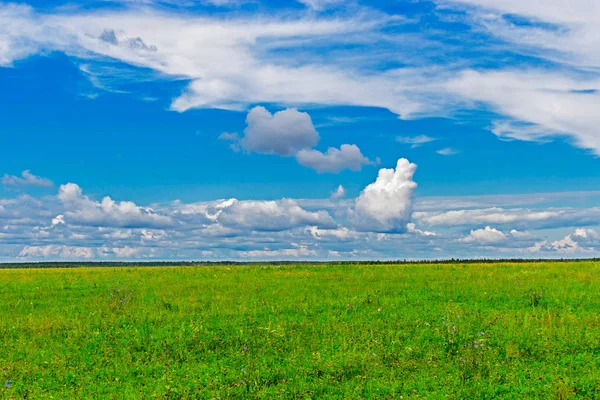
(0, 258), (598, 269)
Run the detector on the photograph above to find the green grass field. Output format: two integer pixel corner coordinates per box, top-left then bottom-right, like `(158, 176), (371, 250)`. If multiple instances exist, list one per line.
(1, 262), (599, 399)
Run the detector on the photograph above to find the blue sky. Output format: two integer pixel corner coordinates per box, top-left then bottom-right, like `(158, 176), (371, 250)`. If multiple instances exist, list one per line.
(2, 0), (600, 260)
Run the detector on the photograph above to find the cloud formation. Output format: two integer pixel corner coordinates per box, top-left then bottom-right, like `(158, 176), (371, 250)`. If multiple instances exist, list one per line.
(330, 185), (346, 200)
(296, 144), (372, 173)
(226, 106), (373, 173)
(413, 206), (600, 230)
(459, 226), (507, 244)
(353, 158), (418, 233)
(240, 107), (319, 156)
(56, 183), (174, 229)
(2, 170), (53, 188)
(2, 0), (600, 157)
(297, 0), (344, 11)
(436, 147), (458, 156)
(447, 70), (600, 155)
(207, 198), (335, 231)
(396, 135), (437, 148)
(1, 175), (599, 261)
(0, 3), (431, 118)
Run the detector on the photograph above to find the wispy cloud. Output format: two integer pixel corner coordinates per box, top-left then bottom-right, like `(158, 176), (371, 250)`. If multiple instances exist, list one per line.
(2, 170), (53, 188)
(1, 0), (600, 157)
(396, 135), (437, 148)
(436, 147), (459, 155)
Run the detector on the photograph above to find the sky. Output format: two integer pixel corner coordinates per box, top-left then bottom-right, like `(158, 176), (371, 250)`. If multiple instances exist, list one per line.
(2, 0), (600, 261)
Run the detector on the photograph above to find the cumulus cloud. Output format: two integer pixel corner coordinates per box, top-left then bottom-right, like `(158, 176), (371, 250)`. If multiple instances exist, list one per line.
(296, 144), (372, 173)
(214, 198), (335, 231)
(3, 181), (600, 261)
(545, 228), (600, 253)
(227, 106), (373, 173)
(171, 197), (335, 231)
(19, 245), (95, 259)
(18, 244), (155, 260)
(459, 226), (507, 244)
(239, 106), (320, 156)
(238, 245), (317, 259)
(56, 183), (174, 229)
(307, 226), (358, 241)
(2, 170), (53, 188)
(352, 158), (418, 233)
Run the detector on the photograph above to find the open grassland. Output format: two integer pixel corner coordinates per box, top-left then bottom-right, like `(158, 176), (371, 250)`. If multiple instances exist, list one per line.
(1, 262), (600, 399)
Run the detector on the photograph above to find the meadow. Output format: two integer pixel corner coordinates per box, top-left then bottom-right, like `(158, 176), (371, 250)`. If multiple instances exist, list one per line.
(1, 261), (599, 399)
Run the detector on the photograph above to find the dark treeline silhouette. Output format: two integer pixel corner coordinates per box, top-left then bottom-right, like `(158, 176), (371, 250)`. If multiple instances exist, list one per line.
(0, 258), (598, 269)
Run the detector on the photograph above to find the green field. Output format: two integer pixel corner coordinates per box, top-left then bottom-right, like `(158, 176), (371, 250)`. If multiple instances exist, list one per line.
(1, 262), (599, 399)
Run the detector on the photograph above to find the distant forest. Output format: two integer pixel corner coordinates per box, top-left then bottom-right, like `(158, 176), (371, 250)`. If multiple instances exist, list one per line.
(0, 259), (598, 269)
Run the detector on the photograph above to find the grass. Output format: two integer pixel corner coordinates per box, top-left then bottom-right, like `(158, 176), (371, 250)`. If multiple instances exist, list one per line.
(1, 262), (599, 399)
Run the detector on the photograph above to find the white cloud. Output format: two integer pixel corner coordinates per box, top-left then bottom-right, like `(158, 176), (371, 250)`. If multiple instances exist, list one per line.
(174, 197), (335, 232)
(396, 135), (437, 148)
(509, 229), (532, 239)
(460, 226), (507, 244)
(0, 4), (40, 66)
(307, 226), (358, 240)
(548, 235), (579, 253)
(330, 184), (346, 200)
(445, 0), (600, 68)
(406, 222), (436, 236)
(215, 198), (335, 231)
(19, 245), (95, 259)
(573, 228), (600, 240)
(353, 158), (418, 233)
(218, 132), (239, 141)
(238, 245), (317, 258)
(227, 107), (373, 173)
(3, 182), (600, 260)
(436, 147), (458, 156)
(0, 3), (440, 119)
(414, 191), (600, 212)
(17, 243), (154, 259)
(200, 0), (253, 7)
(57, 183), (174, 229)
(109, 246), (148, 258)
(297, 0), (345, 11)
(437, 1), (600, 155)
(240, 106), (319, 156)
(4, 0), (600, 159)
(2, 170), (53, 188)
(546, 228), (600, 253)
(413, 206), (600, 230)
(296, 144), (372, 173)
(446, 70), (600, 155)
(218, 132), (241, 152)
(140, 229), (167, 241)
